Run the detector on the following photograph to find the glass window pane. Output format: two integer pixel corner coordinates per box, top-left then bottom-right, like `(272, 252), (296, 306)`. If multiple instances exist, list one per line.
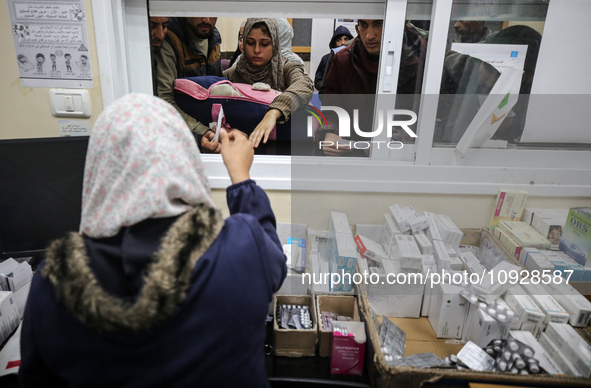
(433, 0), (549, 147)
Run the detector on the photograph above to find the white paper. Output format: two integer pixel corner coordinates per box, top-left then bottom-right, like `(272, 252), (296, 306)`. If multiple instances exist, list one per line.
(8, 0), (93, 88)
(213, 106), (224, 142)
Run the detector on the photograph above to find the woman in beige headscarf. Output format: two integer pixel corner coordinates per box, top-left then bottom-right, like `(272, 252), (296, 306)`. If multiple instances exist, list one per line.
(19, 93), (286, 387)
(223, 17), (313, 148)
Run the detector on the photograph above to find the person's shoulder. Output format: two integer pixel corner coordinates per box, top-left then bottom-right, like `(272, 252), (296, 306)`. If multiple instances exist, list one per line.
(211, 27), (222, 44)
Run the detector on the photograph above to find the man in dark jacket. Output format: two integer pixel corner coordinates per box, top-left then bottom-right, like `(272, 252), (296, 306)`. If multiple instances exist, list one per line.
(318, 20), (426, 155)
(314, 25), (353, 92)
(149, 17), (168, 95)
(155, 17), (223, 138)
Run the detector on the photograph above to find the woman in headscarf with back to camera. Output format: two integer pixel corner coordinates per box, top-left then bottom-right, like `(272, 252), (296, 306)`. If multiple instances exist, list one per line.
(223, 17), (313, 149)
(18, 93), (287, 387)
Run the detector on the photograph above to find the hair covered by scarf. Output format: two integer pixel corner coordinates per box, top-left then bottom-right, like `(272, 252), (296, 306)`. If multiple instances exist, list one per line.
(233, 17), (287, 91)
(80, 93), (215, 238)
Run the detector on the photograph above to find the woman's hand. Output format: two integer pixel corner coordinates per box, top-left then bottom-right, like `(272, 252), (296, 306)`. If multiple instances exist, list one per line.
(249, 108), (283, 148)
(219, 127), (254, 184)
(200, 130), (221, 154)
(321, 132), (353, 156)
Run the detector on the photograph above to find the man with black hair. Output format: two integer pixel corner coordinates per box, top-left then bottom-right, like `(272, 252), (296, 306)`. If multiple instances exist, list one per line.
(155, 17), (223, 137)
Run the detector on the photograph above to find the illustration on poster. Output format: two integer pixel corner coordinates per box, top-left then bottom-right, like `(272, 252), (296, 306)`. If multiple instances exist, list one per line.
(12, 23), (29, 42)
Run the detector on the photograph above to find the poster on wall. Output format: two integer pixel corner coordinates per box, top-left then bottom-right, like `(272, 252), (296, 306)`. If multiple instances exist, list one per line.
(7, 0), (93, 88)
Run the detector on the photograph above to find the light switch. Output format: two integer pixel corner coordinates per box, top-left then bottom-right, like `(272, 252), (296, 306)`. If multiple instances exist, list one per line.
(49, 89), (91, 118)
(64, 95), (74, 112)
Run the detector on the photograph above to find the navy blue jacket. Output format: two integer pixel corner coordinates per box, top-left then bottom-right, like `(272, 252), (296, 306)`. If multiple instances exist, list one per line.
(19, 180), (287, 388)
(314, 25), (353, 91)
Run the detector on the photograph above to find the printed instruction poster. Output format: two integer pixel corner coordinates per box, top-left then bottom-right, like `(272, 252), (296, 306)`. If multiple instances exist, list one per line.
(7, 0), (93, 88)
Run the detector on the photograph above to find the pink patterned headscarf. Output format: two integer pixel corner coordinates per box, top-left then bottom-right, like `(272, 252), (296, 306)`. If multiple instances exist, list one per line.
(80, 93), (214, 238)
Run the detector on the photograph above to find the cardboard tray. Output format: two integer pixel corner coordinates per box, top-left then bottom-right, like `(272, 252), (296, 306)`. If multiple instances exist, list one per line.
(359, 293), (591, 388)
(358, 228), (591, 387)
(274, 295), (317, 357)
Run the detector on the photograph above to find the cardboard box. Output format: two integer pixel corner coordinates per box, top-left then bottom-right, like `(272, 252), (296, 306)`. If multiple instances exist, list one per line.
(274, 295), (317, 357)
(380, 315), (464, 359)
(330, 321), (366, 375)
(316, 295), (360, 357)
(358, 293), (591, 388)
(560, 207), (591, 267)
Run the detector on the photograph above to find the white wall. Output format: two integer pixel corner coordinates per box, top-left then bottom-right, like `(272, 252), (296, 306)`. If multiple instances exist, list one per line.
(0, 0), (103, 140)
(210, 189), (591, 231)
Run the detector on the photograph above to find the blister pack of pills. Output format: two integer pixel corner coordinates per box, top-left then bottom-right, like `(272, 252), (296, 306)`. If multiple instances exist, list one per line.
(277, 304), (313, 330)
(457, 341), (496, 372)
(379, 316), (406, 364)
(460, 289), (517, 324)
(492, 338), (542, 375)
(320, 311), (352, 331)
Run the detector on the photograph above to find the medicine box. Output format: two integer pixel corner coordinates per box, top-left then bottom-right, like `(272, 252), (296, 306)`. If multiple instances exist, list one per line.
(0, 291), (20, 344)
(428, 283), (468, 339)
(509, 330), (564, 375)
(462, 303), (510, 347)
(497, 221), (552, 249)
(329, 232), (358, 292)
(531, 212), (567, 250)
(521, 283), (569, 326)
(358, 257), (425, 318)
(389, 204), (411, 233)
(424, 212), (443, 242)
(544, 322), (591, 377)
(274, 295), (317, 357)
(277, 222), (308, 273)
(559, 207), (591, 267)
(538, 332), (586, 378)
(503, 285), (545, 329)
(316, 295), (360, 357)
(330, 321), (366, 375)
(488, 189), (528, 230)
(543, 281), (591, 327)
(354, 234), (388, 265)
